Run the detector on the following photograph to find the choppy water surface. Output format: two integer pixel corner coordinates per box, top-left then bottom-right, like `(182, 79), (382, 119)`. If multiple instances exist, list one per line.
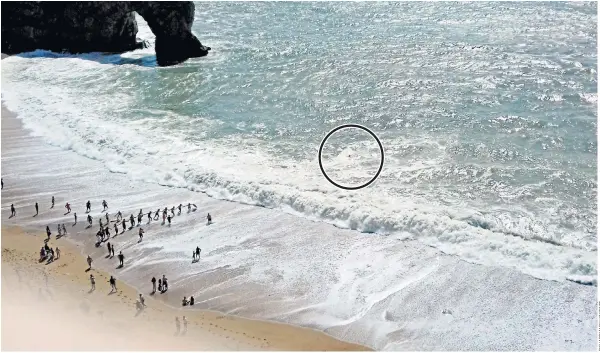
(2, 2), (597, 283)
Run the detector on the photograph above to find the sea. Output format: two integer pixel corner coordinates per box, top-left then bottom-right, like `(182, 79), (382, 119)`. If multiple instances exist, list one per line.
(1, 2), (597, 350)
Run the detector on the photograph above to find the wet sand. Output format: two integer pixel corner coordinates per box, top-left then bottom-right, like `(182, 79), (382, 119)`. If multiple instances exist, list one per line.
(1, 225), (367, 351)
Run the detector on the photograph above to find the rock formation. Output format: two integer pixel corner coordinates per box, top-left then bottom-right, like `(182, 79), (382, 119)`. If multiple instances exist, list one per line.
(1, 1), (210, 66)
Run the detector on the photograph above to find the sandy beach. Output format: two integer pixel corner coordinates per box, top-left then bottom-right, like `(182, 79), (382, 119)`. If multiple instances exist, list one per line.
(1, 225), (367, 351)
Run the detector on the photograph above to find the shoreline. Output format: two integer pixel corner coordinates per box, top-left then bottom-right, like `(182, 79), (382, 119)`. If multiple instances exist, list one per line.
(2, 52), (597, 350)
(1, 225), (368, 351)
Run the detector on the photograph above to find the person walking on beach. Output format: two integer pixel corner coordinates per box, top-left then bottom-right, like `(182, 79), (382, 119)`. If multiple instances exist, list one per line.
(51, 196), (55, 208)
(65, 202), (71, 214)
(154, 209), (160, 221)
(102, 200), (108, 211)
(46, 226), (51, 240)
(10, 204), (16, 217)
(109, 276), (117, 292)
(87, 255), (93, 270)
(62, 224), (67, 236)
(74, 212), (77, 225)
(138, 228), (144, 242)
(89, 274), (95, 291)
(86, 200), (91, 213)
(118, 251), (124, 267)
(162, 275), (168, 292)
(35, 202), (39, 216)
(151, 277), (156, 293)
(87, 214), (92, 226)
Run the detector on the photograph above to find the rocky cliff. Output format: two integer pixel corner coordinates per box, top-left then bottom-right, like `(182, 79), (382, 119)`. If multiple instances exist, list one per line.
(1, 1), (210, 66)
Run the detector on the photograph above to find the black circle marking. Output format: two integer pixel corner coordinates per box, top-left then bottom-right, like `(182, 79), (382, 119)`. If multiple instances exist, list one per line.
(318, 124), (384, 190)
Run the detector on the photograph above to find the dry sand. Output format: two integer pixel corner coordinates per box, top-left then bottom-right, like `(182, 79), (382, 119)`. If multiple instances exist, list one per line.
(1, 226), (368, 351)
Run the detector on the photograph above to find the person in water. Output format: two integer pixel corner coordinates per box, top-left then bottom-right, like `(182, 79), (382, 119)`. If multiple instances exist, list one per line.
(138, 228), (144, 242)
(74, 212), (77, 225)
(154, 209), (160, 221)
(118, 251), (124, 267)
(102, 200), (108, 211)
(87, 214), (92, 225)
(129, 214), (135, 228)
(170, 206), (175, 217)
(57, 224), (62, 237)
(121, 219), (126, 232)
(35, 202), (39, 216)
(196, 246), (201, 260)
(62, 224), (67, 235)
(167, 215), (172, 225)
(137, 213), (142, 226)
(10, 204), (16, 217)
(51, 196), (55, 208)
(105, 213), (109, 224)
(116, 211), (122, 221)
(86, 200), (91, 213)
(65, 202), (71, 213)
(207, 213), (212, 225)
(178, 204), (182, 215)
(46, 226), (51, 240)
(147, 210), (152, 222)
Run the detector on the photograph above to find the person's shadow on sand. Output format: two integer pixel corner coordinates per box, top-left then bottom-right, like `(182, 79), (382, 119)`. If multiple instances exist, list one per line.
(8, 215), (14, 219)
(116, 264), (123, 269)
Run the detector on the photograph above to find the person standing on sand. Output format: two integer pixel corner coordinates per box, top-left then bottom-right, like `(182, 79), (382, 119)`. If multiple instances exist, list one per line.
(51, 196), (54, 208)
(175, 317), (181, 334)
(110, 244), (115, 257)
(87, 255), (93, 269)
(74, 212), (77, 224)
(118, 251), (124, 267)
(138, 228), (144, 242)
(162, 275), (168, 292)
(139, 294), (146, 307)
(57, 224), (62, 237)
(10, 204), (16, 217)
(107, 242), (112, 257)
(1, 178), (3, 189)
(151, 277), (156, 293)
(90, 274), (95, 291)
(62, 224), (67, 235)
(183, 316), (188, 333)
(87, 214), (92, 226)
(105, 226), (110, 238)
(46, 226), (51, 240)
(35, 202), (39, 216)
(114, 223), (118, 236)
(109, 276), (117, 292)
(55, 247), (61, 259)
(207, 213), (212, 225)
(158, 278), (162, 292)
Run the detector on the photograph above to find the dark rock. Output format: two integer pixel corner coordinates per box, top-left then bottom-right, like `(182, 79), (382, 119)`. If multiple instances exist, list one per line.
(1, 1), (209, 66)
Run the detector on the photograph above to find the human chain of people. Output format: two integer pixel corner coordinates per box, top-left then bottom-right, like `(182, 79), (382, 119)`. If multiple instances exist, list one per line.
(5, 181), (214, 309)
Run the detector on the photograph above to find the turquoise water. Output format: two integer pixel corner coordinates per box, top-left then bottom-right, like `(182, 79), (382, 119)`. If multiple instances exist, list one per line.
(1, 2), (597, 282)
